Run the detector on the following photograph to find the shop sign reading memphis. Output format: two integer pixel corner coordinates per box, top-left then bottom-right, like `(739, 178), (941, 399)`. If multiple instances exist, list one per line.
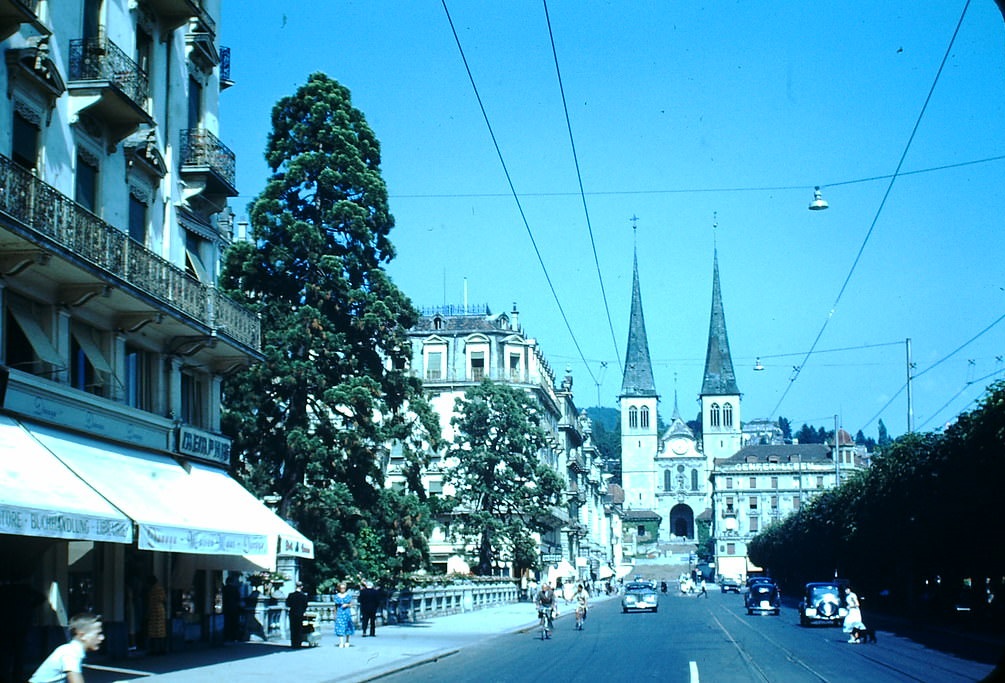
(177, 426), (232, 466)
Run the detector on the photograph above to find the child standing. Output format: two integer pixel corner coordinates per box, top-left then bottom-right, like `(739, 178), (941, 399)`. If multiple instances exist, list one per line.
(29, 613), (104, 683)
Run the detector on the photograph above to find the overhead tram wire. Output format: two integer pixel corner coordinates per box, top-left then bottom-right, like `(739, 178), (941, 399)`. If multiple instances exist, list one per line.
(541, 0), (622, 378)
(858, 309), (1005, 433)
(769, 0), (974, 421)
(232, 155), (1005, 205)
(440, 0), (597, 387)
(383, 154), (1005, 200)
(915, 367), (1005, 432)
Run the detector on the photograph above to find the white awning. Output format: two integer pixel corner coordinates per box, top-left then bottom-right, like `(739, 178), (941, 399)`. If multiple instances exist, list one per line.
(0, 416), (131, 543)
(27, 423), (310, 562)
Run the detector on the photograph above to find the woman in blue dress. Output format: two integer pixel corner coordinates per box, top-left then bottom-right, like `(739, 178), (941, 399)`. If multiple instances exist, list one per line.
(333, 582), (355, 647)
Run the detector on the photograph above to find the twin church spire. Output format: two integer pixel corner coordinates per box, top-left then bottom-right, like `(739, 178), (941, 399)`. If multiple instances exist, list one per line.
(619, 239), (739, 404)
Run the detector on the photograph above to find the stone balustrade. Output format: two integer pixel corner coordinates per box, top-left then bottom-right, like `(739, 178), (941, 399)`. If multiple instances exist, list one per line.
(250, 581), (519, 642)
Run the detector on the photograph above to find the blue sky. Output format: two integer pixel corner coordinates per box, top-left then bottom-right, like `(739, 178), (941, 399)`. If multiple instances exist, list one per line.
(221, 2), (1005, 440)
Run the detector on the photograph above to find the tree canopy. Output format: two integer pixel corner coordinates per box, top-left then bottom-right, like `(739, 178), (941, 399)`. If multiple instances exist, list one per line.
(444, 380), (565, 576)
(748, 381), (1005, 616)
(219, 73), (441, 587)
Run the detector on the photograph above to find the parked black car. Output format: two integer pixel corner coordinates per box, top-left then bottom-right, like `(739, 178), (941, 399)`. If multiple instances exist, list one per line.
(745, 579), (780, 615)
(798, 580), (849, 626)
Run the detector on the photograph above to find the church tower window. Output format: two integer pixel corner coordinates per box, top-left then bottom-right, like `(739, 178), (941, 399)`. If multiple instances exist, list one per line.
(722, 402), (733, 427)
(691, 469), (699, 491)
(640, 406), (650, 428)
(628, 406), (639, 429)
(710, 403), (721, 427)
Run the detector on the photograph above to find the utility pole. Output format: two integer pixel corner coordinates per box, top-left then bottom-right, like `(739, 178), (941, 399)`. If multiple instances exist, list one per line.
(906, 338), (915, 433)
(834, 414), (840, 486)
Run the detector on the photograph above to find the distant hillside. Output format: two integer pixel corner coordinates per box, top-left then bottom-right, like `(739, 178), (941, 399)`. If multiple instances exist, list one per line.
(586, 407), (621, 482)
(586, 406), (619, 431)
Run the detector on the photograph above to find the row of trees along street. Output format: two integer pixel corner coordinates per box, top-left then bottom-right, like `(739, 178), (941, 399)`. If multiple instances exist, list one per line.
(748, 381), (1005, 626)
(219, 73), (560, 590)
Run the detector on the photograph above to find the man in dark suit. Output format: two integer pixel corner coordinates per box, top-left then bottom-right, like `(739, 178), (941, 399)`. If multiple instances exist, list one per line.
(285, 582), (309, 648)
(357, 580), (382, 637)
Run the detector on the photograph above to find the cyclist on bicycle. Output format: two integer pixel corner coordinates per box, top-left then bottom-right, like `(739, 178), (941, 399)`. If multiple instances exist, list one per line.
(535, 582), (557, 639)
(573, 583), (589, 630)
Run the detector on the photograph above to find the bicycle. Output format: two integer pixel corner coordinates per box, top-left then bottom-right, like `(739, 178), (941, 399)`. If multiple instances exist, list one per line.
(538, 607), (555, 639)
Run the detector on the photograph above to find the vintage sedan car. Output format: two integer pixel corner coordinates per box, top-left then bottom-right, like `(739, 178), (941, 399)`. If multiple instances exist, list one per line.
(622, 583), (659, 612)
(719, 576), (741, 593)
(745, 579), (781, 615)
(798, 580), (849, 626)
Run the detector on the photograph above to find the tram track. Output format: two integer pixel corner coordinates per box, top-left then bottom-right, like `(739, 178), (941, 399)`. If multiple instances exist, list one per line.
(708, 600), (976, 682)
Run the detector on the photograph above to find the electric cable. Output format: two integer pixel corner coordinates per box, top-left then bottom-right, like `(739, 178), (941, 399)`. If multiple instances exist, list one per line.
(541, 0), (623, 378)
(441, 0), (597, 386)
(769, 0), (973, 421)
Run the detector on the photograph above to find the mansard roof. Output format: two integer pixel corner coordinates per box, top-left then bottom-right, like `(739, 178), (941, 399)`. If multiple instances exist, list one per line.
(620, 251), (658, 398)
(701, 249), (740, 397)
(714, 443), (831, 467)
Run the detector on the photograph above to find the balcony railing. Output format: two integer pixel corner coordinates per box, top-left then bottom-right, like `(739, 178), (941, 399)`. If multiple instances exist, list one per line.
(69, 35), (149, 112)
(180, 128), (236, 192)
(0, 153), (260, 352)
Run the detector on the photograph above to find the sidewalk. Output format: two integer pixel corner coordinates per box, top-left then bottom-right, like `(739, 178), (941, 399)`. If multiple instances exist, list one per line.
(82, 600), (554, 683)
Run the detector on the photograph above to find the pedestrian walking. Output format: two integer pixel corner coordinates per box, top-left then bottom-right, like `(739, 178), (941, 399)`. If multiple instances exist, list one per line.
(357, 580), (381, 637)
(699, 579), (708, 598)
(573, 584), (589, 630)
(28, 613), (104, 683)
(332, 582), (355, 648)
(843, 586), (867, 643)
(286, 582), (309, 649)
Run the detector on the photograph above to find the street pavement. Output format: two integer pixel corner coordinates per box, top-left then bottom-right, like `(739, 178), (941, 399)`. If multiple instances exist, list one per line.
(81, 598), (589, 683)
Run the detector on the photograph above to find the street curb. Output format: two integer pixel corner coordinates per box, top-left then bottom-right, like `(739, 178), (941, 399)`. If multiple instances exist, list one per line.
(350, 619), (542, 683)
(349, 647), (460, 683)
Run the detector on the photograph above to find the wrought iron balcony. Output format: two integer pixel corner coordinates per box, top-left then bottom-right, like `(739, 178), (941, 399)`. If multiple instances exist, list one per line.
(68, 35), (152, 143)
(0, 153), (260, 353)
(180, 128), (237, 199)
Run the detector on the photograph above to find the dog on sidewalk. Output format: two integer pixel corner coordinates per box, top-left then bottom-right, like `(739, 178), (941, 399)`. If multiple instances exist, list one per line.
(850, 625), (878, 644)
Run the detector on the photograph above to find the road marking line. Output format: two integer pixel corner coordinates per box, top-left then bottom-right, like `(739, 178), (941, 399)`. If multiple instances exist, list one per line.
(690, 660), (700, 682)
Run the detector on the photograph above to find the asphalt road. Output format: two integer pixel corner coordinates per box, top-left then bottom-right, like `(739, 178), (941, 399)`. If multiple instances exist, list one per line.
(379, 589), (1001, 683)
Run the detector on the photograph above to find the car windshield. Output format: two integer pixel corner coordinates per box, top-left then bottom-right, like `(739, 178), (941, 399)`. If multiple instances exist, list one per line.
(626, 583), (652, 592)
(809, 586), (841, 602)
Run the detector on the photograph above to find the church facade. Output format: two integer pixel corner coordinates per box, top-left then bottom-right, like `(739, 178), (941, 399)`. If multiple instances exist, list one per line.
(619, 247), (742, 552)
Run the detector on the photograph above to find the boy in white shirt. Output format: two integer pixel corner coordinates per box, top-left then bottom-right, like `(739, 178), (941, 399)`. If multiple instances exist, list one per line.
(29, 613), (104, 683)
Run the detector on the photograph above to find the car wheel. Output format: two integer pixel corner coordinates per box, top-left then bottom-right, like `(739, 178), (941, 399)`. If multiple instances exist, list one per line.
(622, 608), (627, 613)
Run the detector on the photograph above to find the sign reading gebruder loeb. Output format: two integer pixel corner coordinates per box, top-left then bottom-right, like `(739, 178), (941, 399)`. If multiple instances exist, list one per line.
(177, 426), (231, 466)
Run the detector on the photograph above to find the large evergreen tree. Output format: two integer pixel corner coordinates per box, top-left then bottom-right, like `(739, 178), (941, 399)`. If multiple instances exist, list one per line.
(220, 73), (440, 586)
(445, 380), (565, 576)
